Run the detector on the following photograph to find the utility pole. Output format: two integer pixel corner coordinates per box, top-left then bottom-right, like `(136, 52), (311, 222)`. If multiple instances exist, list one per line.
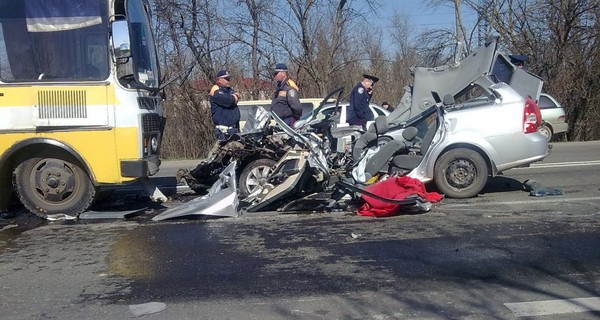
(453, 0), (467, 62)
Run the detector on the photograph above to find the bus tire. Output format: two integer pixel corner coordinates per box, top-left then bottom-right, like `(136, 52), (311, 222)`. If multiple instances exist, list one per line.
(14, 157), (96, 218)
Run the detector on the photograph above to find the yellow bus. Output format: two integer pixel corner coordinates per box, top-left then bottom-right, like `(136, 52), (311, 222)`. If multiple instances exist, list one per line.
(0, 0), (164, 217)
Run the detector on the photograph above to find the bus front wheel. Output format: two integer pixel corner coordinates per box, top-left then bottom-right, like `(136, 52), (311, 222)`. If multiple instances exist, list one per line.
(14, 157), (96, 218)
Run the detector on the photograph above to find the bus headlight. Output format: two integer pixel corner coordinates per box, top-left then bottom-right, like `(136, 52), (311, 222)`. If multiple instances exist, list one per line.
(151, 136), (159, 153)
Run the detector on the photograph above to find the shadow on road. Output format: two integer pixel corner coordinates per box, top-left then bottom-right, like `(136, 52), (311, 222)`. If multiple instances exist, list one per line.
(481, 175), (525, 194)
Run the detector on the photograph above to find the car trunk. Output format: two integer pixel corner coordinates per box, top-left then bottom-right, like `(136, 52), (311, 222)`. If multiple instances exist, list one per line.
(389, 36), (544, 124)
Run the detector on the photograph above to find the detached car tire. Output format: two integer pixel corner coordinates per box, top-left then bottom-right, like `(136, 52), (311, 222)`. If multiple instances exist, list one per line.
(434, 148), (488, 198)
(239, 158), (276, 197)
(14, 157), (96, 218)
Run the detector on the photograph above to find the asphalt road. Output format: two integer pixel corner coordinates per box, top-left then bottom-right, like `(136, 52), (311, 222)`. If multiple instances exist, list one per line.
(1, 141), (599, 319)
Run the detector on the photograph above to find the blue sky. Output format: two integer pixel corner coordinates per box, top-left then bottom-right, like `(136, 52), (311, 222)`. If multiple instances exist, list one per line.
(373, 1), (479, 37)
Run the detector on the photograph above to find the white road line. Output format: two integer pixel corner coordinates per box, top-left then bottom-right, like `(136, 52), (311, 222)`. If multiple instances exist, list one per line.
(520, 160), (600, 169)
(441, 196), (600, 207)
(505, 297), (600, 316)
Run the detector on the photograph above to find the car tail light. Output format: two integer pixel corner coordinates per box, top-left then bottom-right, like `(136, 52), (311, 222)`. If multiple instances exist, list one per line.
(558, 115), (566, 122)
(523, 97), (542, 133)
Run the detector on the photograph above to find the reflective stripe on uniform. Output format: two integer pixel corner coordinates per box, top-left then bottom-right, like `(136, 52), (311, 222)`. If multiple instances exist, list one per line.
(215, 125), (233, 131)
(209, 85), (219, 96)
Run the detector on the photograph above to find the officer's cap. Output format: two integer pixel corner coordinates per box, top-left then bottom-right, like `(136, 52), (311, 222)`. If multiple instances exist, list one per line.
(508, 54), (528, 65)
(363, 74), (379, 83)
(216, 70), (230, 78)
(274, 63), (288, 72)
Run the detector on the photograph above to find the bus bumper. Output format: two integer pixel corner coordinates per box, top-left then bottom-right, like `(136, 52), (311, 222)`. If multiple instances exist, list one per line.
(121, 155), (160, 178)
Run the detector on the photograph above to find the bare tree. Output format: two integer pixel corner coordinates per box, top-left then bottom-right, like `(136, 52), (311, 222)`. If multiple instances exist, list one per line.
(466, 0), (600, 141)
(153, 0), (232, 158)
(425, 0), (476, 55)
(387, 11), (419, 106)
(222, 0), (274, 99)
(258, 0), (380, 97)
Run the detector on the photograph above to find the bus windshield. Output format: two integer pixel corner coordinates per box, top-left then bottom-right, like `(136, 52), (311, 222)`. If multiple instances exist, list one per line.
(0, 0), (110, 82)
(127, 0), (160, 89)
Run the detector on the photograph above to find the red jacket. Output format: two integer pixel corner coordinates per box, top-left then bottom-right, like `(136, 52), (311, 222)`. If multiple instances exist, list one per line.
(358, 176), (443, 217)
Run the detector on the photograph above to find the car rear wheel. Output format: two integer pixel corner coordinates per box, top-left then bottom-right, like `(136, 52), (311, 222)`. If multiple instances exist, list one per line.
(434, 148), (488, 198)
(538, 123), (553, 142)
(239, 158), (276, 197)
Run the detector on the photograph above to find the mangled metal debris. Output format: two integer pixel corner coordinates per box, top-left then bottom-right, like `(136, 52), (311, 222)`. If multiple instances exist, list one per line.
(45, 213), (77, 221)
(152, 162), (239, 221)
(79, 208), (147, 220)
(178, 106), (290, 197)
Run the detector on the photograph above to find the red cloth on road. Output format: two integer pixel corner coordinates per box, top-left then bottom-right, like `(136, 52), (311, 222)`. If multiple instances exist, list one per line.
(357, 176), (443, 217)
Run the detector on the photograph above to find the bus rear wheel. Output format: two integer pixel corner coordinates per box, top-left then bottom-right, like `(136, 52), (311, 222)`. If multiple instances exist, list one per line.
(14, 157), (96, 218)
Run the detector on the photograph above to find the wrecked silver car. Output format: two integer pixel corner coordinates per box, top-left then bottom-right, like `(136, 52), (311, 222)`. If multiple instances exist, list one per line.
(178, 107), (292, 197)
(166, 36), (551, 219)
(158, 108), (431, 220)
(179, 88), (349, 198)
(352, 82), (549, 199)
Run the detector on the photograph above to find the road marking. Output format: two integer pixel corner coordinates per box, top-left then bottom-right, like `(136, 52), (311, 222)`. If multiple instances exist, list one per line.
(520, 160), (600, 169)
(505, 297), (600, 316)
(442, 196), (600, 207)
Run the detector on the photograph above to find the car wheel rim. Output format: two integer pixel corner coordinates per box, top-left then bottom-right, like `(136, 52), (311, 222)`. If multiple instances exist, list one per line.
(445, 159), (476, 189)
(245, 165), (272, 193)
(539, 126), (551, 140)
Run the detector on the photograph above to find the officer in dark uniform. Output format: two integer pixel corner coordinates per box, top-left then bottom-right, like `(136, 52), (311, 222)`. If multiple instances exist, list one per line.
(270, 63), (302, 127)
(509, 54), (528, 69)
(347, 74), (378, 128)
(210, 70), (240, 141)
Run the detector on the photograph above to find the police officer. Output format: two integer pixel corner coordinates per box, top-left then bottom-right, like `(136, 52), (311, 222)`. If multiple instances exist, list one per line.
(509, 54), (528, 69)
(210, 70), (240, 141)
(270, 63), (302, 126)
(348, 74), (378, 128)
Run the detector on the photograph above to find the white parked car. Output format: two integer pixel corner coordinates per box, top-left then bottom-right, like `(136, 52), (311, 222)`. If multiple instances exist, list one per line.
(538, 93), (568, 141)
(297, 102), (390, 153)
(237, 98), (327, 129)
(299, 102), (390, 125)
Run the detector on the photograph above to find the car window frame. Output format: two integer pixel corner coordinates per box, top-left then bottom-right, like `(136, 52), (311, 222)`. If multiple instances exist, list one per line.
(538, 94), (558, 110)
